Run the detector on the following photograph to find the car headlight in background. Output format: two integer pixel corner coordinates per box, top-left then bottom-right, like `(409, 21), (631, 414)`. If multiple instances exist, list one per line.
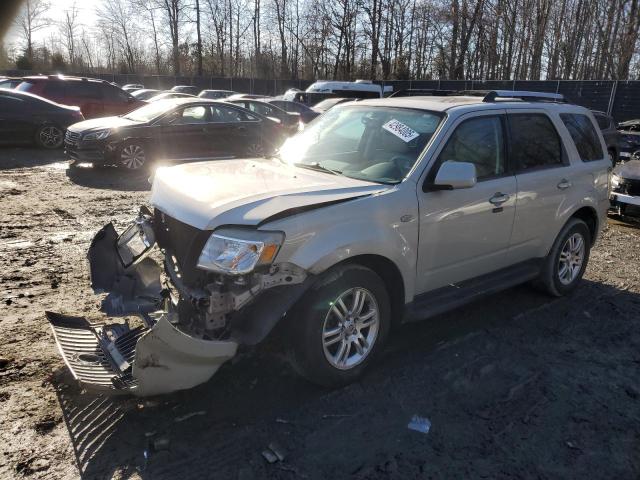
(83, 129), (111, 141)
(197, 229), (284, 275)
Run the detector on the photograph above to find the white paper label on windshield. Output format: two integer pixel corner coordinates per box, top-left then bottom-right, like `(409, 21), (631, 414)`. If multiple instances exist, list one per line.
(382, 119), (420, 143)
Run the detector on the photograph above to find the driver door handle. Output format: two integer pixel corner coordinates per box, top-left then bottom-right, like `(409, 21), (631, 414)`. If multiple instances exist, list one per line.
(489, 192), (510, 205)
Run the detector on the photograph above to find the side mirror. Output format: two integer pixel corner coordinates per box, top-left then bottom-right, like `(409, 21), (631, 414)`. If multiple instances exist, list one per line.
(429, 161), (477, 190)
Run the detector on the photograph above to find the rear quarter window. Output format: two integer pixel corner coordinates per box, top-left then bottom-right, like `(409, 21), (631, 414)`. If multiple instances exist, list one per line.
(560, 113), (604, 162)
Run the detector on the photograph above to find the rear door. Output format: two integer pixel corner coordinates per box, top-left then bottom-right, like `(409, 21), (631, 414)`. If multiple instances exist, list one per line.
(158, 104), (214, 160)
(208, 104), (263, 157)
(70, 82), (105, 118)
(507, 110), (575, 262)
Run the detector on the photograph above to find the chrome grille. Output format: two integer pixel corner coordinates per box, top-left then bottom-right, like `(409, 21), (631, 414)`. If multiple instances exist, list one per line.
(65, 130), (80, 146)
(46, 312), (146, 391)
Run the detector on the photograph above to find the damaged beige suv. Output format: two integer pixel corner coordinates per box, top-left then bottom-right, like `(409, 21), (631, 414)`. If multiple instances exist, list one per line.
(47, 91), (610, 396)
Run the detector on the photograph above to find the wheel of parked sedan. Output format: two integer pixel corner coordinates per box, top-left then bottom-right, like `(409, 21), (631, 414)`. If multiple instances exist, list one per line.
(289, 264), (391, 387)
(119, 142), (147, 170)
(535, 218), (591, 297)
(246, 142), (265, 157)
(35, 125), (64, 149)
(631, 150), (640, 162)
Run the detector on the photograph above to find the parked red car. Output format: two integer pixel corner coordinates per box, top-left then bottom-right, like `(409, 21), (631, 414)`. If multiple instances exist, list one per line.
(16, 75), (144, 119)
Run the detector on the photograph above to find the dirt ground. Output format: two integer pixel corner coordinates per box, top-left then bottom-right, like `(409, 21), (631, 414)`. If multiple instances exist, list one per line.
(1, 147), (639, 480)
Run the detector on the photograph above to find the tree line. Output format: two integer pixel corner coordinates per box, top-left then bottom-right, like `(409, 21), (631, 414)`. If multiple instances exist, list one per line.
(5, 0), (640, 81)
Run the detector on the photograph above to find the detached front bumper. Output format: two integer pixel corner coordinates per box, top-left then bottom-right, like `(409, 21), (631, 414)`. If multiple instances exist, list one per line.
(47, 213), (309, 396)
(46, 219), (239, 396)
(46, 312), (237, 396)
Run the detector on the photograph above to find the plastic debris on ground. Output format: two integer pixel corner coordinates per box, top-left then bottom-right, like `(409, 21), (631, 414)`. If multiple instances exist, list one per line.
(407, 415), (431, 434)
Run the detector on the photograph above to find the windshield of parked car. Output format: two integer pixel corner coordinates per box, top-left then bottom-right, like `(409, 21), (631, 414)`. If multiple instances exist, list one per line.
(122, 100), (176, 122)
(313, 98), (348, 111)
(279, 105), (443, 184)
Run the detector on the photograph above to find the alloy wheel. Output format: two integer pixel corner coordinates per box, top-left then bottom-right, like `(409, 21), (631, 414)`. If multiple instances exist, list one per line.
(39, 126), (63, 148)
(120, 144), (146, 170)
(558, 232), (585, 285)
(322, 287), (380, 370)
(246, 143), (265, 157)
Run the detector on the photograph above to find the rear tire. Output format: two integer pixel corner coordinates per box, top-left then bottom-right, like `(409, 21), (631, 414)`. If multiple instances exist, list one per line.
(536, 218), (591, 297)
(35, 125), (64, 149)
(288, 264), (391, 387)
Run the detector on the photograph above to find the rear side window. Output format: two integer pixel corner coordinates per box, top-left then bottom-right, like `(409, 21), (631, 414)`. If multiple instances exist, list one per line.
(438, 116), (505, 180)
(560, 113), (604, 162)
(43, 82), (66, 97)
(508, 113), (563, 171)
(72, 82), (103, 98)
(103, 86), (130, 102)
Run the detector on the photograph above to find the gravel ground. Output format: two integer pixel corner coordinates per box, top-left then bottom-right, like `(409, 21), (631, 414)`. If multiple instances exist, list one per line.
(1, 148), (639, 480)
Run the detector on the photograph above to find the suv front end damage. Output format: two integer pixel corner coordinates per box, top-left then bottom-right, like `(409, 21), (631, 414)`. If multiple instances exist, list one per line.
(47, 208), (309, 396)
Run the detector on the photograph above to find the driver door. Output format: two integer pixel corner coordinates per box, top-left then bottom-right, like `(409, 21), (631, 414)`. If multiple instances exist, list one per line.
(416, 110), (517, 294)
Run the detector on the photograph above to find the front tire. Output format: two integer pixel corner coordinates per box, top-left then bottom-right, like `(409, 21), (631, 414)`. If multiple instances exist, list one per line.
(289, 264), (391, 387)
(118, 141), (148, 170)
(35, 125), (64, 149)
(537, 218), (591, 297)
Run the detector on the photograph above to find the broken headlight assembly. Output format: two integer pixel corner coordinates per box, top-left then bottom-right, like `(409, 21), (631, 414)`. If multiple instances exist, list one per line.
(197, 229), (284, 275)
(117, 209), (156, 267)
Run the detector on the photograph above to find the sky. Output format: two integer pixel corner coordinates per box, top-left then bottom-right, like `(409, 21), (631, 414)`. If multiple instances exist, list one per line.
(4, 0), (99, 48)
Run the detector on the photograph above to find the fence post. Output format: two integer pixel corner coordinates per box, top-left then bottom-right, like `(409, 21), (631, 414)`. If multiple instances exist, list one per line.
(607, 80), (618, 116)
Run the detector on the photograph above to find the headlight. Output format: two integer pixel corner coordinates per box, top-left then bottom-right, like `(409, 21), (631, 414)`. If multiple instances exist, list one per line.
(197, 229), (284, 274)
(611, 173), (620, 187)
(83, 129), (111, 141)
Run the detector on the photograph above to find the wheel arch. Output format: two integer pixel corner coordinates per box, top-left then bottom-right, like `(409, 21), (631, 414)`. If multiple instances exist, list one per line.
(569, 206), (598, 246)
(323, 254), (406, 327)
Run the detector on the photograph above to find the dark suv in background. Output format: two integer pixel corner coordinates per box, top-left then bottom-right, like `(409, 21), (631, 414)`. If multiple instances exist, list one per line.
(591, 110), (620, 164)
(17, 75), (144, 118)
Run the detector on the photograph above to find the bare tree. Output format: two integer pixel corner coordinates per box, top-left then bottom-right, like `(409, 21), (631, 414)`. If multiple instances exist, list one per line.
(59, 3), (79, 66)
(14, 0), (50, 61)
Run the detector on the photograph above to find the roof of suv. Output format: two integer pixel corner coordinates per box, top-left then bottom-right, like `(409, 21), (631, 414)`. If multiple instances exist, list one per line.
(355, 90), (584, 115)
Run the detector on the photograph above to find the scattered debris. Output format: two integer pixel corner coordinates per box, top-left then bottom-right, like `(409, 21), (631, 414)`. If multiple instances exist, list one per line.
(262, 449), (279, 464)
(268, 442), (286, 462)
(407, 415), (431, 434)
(321, 414), (353, 419)
(566, 441), (581, 451)
(175, 410), (206, 423)
(152, 436), (170, 451)
(262, 442), (287, 463)
(275, 417), (290, 424)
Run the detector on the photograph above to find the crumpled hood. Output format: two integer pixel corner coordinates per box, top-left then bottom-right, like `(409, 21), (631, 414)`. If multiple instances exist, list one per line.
(68, 116), (139, 132)
(614, 160), (640, 181)
(150, 159), (388, 230)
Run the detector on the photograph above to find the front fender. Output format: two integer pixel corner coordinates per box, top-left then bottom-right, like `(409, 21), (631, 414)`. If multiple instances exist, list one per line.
(267, 187), (419, 303)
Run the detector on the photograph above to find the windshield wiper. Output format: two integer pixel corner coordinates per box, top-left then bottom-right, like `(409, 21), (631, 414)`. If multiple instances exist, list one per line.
(294, 162), (342, 176)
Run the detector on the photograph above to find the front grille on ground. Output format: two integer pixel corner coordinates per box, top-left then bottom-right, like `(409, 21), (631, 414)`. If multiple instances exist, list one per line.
(46, 312), (146, 391)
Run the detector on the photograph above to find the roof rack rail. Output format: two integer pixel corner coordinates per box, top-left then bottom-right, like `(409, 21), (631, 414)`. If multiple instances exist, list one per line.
(389, 89), (459, 98)
(482, 90), (565, 103)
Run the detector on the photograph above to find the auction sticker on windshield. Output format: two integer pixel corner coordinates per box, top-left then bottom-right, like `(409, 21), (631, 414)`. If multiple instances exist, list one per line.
(382, 119), (420, 142)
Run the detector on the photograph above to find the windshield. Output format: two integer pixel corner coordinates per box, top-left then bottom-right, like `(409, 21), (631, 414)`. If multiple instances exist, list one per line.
(122, 100), (176, 122)
(279, 105), (443, 184)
